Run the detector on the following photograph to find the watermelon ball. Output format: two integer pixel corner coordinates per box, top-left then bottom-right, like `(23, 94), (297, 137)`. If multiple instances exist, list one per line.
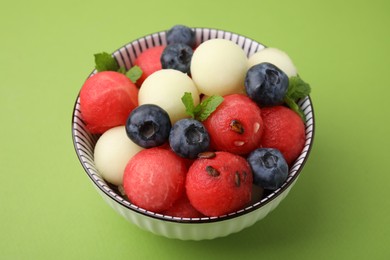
(203, 94), (263, 155)
(162, 193), (204, 218)
(260, 106), (306, 165)
(186, 151), (253, 217)
(134, 45), (164, 87)
(123, 147), (187, 213)
(79, 71), (138, 134)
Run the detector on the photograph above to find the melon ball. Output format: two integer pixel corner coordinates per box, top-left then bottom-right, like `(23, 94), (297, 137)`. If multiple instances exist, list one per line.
(138, 69), (199, 123)
(94, 126), (143, 185)
(190, 39), (248, 96)
(248, 47), (298, 77)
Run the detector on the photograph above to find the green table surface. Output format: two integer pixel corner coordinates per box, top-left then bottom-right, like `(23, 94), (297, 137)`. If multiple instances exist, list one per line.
(1, 0), (389, 259)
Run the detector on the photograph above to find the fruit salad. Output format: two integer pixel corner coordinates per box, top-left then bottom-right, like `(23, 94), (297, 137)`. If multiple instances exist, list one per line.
(80, 25), (311, 218)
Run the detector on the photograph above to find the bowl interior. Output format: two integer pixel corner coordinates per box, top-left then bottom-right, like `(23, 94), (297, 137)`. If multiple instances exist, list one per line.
(71, 28), (315, 223)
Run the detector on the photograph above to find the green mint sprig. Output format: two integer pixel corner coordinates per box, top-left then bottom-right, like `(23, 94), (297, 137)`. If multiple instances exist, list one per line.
(94, 52), (119, 72)
(284, 75), (311, 121)
(182, 92), (224, 121)
(94, 52), (143, 84)
(125, 66), (143, 84)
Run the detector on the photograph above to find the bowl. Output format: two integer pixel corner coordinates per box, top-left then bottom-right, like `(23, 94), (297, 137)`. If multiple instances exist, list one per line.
(71, 27), (315, 240)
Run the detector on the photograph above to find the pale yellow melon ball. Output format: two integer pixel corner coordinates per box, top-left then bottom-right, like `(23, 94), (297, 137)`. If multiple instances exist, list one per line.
(138, 69), (199, 123)
(94, 126), (143, 185)
(190, 39), (248, 96)
(248, 47), (298, 77)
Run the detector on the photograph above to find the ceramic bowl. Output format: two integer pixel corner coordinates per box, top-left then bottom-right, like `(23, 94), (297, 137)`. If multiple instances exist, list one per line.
(71, 27), (315, 240)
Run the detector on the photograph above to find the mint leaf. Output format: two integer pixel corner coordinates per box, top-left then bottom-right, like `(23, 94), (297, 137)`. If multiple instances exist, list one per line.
(284, 96), (305, 121)
(181, 92), (223, 121)
(117, 66), (127, 74)
(126, 65), (143, 83)
(287, 75), (311, 100)
(196, 95), (224, 121)
(284, 75), (311, 121)
(93, 52), (144, 83)
(94, 52), (119, 72)
(181, 92), (195, 118)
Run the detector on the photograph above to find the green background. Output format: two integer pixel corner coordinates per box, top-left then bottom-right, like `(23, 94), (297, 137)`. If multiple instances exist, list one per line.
(1, 0), (389, 259)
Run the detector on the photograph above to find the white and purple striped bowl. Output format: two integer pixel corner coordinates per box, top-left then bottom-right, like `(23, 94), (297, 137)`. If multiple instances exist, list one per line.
(72, 28), (315, 240)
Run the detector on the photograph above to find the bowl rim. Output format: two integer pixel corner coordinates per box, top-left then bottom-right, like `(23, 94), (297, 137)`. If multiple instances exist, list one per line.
(71, 27), (315, 224)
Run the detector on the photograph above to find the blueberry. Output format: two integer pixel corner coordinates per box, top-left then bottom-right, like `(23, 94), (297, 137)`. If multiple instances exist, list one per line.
(245, 62), (289, 107)
(161, 43), (193, 74)
(169, 119), (210, 159)
(125, 104), (171, 148)
(166, 25), (196, 48)
(247, 148), (289, 190)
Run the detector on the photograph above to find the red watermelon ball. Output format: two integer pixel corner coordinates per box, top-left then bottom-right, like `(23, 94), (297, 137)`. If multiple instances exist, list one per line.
(134, 45), (165, 87)
(260, 106), (306, 165)
(203, 94), (263, 155)
(162, 193), (204, 218)
(79, 71), (138, 134)
(186, 151), (253, 217)
(123, 147), (187, 213)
